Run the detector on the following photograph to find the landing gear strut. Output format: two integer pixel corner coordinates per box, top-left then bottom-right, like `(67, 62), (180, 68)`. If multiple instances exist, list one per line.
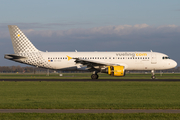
(91, 71), (99, 79)
(151, 70), (156, 79)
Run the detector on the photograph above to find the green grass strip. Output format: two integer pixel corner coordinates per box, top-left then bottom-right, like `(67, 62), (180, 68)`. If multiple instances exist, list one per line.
(0, 82), (180, 109)
(0, 113), (180, 120)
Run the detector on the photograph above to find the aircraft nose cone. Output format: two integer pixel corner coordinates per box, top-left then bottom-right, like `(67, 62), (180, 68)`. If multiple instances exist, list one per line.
(172, 61), (177, 68)
(170, 60), (177, 68)
(166, 60), (177, 69)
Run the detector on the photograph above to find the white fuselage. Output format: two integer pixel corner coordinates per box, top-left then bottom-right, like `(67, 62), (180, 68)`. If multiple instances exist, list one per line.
(36, 51), (177, 71)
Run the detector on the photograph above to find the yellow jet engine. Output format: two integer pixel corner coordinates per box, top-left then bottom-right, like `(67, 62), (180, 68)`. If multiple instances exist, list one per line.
(107, 66), (125, 76)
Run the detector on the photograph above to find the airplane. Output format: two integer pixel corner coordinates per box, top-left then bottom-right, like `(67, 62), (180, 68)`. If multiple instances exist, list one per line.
(4, 25), (177, 79)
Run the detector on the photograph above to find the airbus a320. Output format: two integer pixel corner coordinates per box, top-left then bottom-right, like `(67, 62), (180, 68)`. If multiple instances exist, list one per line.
(4, 25), (177, 79)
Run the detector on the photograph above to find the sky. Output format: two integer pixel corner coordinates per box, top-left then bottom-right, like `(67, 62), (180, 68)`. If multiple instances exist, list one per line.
(0, 0), (180, 66)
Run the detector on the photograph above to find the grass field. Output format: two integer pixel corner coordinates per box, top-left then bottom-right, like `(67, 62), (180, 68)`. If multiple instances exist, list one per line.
(0, 81), (180, 109)
(1, 80), (180, 119)
(0, 113), (180, 120)
(0, 73), (180, 79)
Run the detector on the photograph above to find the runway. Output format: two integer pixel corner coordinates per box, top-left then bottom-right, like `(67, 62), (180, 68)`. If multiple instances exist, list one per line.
(0, 109), (180, 113)
(0, 79), (180, 81)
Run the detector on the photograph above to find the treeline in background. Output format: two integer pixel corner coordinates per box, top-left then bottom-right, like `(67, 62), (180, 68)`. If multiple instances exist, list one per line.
(0, 66), (49, 73)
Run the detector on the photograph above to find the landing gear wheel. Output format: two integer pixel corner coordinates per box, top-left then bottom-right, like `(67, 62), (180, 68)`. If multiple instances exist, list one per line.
(91, 74), (99, 79)
(151, 70), (156, 79)
(151, 75), (156, 79)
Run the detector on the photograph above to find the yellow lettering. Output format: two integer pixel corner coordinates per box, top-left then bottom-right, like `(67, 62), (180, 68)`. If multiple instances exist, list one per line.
(136, 53), (147, 56)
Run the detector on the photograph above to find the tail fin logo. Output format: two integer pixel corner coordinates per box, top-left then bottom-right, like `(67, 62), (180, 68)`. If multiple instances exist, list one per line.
(8, 25), (39, 53)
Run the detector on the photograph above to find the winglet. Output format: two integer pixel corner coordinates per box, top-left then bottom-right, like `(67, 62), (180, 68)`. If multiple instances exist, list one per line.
(67, 55), (72, 61)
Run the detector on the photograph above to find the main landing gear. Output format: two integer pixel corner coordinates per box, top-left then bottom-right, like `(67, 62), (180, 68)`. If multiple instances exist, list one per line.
(91, 71), (99, 79)
(151, 70), (156, 79)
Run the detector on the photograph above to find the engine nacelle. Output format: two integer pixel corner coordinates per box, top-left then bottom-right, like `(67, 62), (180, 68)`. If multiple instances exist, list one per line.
(107, 66), (125, 76)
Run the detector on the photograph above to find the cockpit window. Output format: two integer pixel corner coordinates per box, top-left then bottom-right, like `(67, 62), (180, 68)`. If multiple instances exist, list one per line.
(162, 56), (170, 59)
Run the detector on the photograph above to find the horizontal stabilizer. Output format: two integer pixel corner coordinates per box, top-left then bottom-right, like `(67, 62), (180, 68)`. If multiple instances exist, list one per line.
(4, 54), (27, 60)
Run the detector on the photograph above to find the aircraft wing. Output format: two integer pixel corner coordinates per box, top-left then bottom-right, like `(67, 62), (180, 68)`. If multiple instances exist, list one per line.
(74, 58), (111, 66)
(67, 55), (127, 71)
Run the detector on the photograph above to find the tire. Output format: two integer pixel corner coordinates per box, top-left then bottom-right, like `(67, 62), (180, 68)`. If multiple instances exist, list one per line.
(91, 74), (98, 79)
(151, 75), (156, 79)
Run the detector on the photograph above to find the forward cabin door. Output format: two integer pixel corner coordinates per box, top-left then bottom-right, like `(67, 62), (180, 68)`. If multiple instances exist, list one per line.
(151, 53), (157, 64)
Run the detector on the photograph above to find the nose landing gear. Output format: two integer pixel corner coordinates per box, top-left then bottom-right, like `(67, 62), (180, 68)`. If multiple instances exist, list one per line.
(151, 70), (156, 79)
